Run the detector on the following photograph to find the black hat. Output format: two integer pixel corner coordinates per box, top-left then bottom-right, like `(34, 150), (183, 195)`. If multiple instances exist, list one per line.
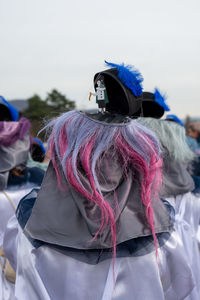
(142, 88), (170, 119)
(0, 104), (13, 121)
(0, 96), (19, 121)
(31, 138), (46, 163)
(93, 61), (144, 117)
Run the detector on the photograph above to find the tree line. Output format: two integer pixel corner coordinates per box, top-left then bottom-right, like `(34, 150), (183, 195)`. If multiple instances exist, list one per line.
(23, 89), (76, 139)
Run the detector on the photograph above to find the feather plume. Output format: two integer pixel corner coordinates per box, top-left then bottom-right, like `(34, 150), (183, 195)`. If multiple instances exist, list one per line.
(154, 88), (170, 112)
(105, 61), (143, 97)
(166, 114), (184, 127)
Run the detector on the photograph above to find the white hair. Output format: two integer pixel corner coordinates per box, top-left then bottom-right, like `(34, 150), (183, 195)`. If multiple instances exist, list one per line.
(138, 117), (195, 163)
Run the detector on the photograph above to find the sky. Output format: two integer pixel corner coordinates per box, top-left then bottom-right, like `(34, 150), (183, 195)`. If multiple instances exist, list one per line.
(0, 0), (200, 118)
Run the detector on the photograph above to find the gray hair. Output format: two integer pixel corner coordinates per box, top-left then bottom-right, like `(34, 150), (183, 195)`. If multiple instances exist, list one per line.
(138, 117), (195, 163)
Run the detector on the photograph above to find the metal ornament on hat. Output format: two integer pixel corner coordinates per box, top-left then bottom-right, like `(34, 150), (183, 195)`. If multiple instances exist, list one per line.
(89, 75), (109, 113)
(89, 61), (144, 116)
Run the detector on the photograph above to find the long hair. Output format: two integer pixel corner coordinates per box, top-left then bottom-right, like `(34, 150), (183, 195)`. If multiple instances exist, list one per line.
(138, 117), (195, 163)
(45, 110), (162, 259)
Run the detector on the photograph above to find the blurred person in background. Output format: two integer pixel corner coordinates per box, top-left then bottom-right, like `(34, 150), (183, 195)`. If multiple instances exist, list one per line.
(139, 97), (200, 299)
(186, 123), (200, 155)
(27, 138), (49, 171)
(0, 95), (45, 299)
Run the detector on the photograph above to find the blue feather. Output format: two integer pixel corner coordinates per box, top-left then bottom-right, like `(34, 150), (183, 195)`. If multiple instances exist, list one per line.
(166, 114), (184, 127)
(105, 61), (143, 97)
(154, 88), (170, 112)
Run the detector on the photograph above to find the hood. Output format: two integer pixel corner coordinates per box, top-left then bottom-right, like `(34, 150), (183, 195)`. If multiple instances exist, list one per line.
(161, 157), (194, 197)
(24, 159), (172, 250)
(0, 119), (30, 190)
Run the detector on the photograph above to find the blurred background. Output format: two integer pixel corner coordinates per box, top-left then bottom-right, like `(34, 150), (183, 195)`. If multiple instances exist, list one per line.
(0, 0), (200, 136)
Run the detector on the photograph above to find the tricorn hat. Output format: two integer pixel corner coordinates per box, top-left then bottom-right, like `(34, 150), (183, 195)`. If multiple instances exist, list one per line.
(142, 88), (170, 119)
(93, 61), (143, 117)
(0, 95), (19, 121)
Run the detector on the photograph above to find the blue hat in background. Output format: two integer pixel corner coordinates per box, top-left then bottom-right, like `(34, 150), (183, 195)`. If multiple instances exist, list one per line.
(33, 138), (46, 154)
(166, 114), (184, 127)
(0, 95), (19, 121)
(142, 88), (170, 119)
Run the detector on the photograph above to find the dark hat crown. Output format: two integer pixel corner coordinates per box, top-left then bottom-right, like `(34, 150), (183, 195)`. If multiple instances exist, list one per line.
(94, 63), (143, 117)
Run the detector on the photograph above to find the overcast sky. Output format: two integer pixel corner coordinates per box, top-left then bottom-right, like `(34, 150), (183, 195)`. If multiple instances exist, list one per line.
(0, 0), (199, 117)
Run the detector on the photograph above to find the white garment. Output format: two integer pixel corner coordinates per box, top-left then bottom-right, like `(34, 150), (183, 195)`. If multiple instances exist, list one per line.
(0, 184), (35, 248)
(3, 217), (195, 300)
(167, 192), (200, 300)
(0, 256), (15, 300)
(159, 231), (194, 300)
(0, 184), (36, 300)
(194, 193), (200, 249)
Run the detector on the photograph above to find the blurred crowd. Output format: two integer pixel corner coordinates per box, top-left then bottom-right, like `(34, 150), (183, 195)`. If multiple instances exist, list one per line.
(1, 61), (200, 300)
